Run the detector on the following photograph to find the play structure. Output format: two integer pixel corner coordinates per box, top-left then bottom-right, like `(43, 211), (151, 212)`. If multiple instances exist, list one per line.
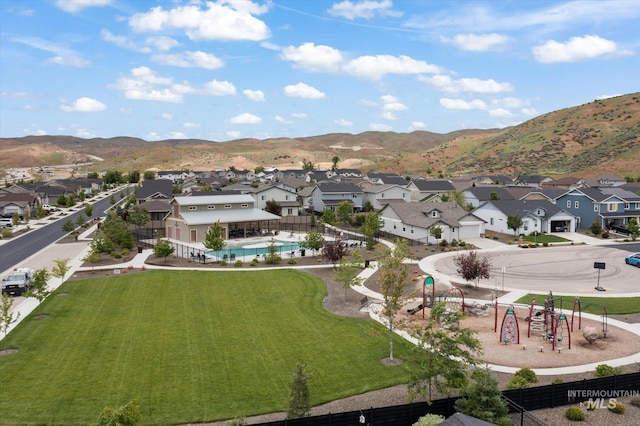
(409, 278), (466, 318)
(524, 292), (571, 350)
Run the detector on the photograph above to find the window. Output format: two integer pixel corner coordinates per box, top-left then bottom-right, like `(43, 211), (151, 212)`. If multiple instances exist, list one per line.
(393, 224), (396, 229)
(567, 200), (571, 208)
(625, 203), (630, 210)
(402, 227), (406, 232)
(285, 195), (290, 200)
(287, 208), (293, 215)
(224, 204), (232, 209)
(188, 206), (197, 211)
(574, 201), (579, 209)
(594, 204), (599, 212)
(207, 205), (215, 210)
(490, 218), (494, 225)
(431, 211), (438, 218)
(352, 193), (357, 198)
(241, 204), (248, 208)
(381, 193), (385, 198)
(607, 203), (616, 212)
(261, 195), (266, 200)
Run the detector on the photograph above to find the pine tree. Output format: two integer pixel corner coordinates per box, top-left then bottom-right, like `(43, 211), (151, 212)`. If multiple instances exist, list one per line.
(287, 363), (311, 418)
(454, 368), (510, 426)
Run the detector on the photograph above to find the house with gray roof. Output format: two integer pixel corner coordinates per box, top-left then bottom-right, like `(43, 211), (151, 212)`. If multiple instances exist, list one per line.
(513, 175), (552, 187)
(472, 199), (576, 235)
(365, 171), (408, 186)
(379, 200), (485, 244)
(462, 187), (515, 208)
(310, 182), (363, 214)
(165, 194), (281, 243)
(555, 188), (628, 230)
(135, 179), (174, 204)
(360, 183), (412, 210)
(406, 178), (456, 201)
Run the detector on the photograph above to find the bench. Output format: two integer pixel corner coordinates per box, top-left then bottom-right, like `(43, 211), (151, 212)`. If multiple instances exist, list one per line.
(360, 296), (372, 308)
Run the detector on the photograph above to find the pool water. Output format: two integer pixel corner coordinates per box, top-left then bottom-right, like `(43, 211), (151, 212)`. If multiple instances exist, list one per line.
(206, 240), (303, 259)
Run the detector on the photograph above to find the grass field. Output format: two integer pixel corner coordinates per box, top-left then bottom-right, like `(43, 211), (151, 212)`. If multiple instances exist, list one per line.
(521, 234), (571, 243)
(514, 294), (640, 315)
(0, 270), (418, 425)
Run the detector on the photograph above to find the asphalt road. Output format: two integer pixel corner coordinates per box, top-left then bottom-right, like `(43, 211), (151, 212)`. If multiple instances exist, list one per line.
(434, 244), (640, 295)
(0, 188), (129, 277)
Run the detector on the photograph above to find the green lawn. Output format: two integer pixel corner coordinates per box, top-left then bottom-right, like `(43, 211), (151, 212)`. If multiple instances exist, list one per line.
(521, 234), (571, 243)
(0, 270), (417, 425)
(514, 294), (640, 315)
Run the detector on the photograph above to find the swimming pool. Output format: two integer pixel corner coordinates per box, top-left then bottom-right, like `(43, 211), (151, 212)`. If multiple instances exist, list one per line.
(206, 239), (303, 259)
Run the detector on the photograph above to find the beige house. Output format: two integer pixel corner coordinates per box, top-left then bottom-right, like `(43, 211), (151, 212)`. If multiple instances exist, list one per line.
(165, 194), (281, 243)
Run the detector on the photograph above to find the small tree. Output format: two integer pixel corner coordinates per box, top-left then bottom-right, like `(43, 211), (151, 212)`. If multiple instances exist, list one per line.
(301, 158), (314, 172)
(408, 302), (482, 401)
(265, 199), (281, 216)
(203, 221), (226, 254)
(627, 217), (638, 241)
(126, 206), (151, 234)
(62, 220), (77, 239)
(299, 229), (324, 256)
(413, 414), (445, 426)
(24, 268), (51, 316)
(336, 200), (353, 225)
(453, 251), (492, 287)
(429, 225), (443, 244)
(489, 191), (500, 200)
(287, 363), (311, 419)
(320, 208), (337, 226)
(75, 213), (86, 229)
(507, 215), (523, 238)
(84, 203), (94, 218)
(12, 212), (20, 227)
(1, 293), (20, 351)
(591, 221), (603, 235)
(333, 251), (364, 300)
(143, 170), (156, 180)
(97, 398), (142, 426)
(264, 238), (282, 264)
(321, 238), (349, 266)
(331, 156), (340, 171)
(378, 238), (411, 361)
(360, 211), (382, 250)
(454, 367), (510, 426)
(51, 258), (71, 283)
(154, 238), (175, 262)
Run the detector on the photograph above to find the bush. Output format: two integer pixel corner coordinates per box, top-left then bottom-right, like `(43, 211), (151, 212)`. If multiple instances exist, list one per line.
(287, 259), (297, 265)
(1, 229), (12, 238)
(551, 378), (564, 384)
(507, 376), (530, 389)
(601, 231), (610, 239)
(249, 259), (259, 266)
(234, 260), (243, 267)
(413, 413), (445, 426)
(630, 397), (640, 407)
(594, 364), (622, 377)
(608, 401), (626, 414)
(514, 367), (538, 383)
(220, 260), (227, 266)
(121, 248), (130, 256)
(112, 251), (122, 259)
(591, 221), (602, 235)
(565, 406), (586, 421)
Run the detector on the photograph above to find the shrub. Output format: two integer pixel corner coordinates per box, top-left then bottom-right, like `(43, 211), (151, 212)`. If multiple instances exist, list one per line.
(514, 367), (538, 383)
(590, 221), (602, 235)
(249, 259), (259, 266)
(413, 413), (445, 426)
(112, 251), (122, 259)
(287, 259), (297, 265)
(439, 239), (449, 247)
(228, 416), (247, 426)
(220, 260), (227, 266)
(507, 376), (529, 389)
(121, 248), (130, 256)
(630, 397), (640, 407)
(608, 401), (626, 414)
(564, 406), (586, 421)
(601, 231), (610, 239)
(543, 242), (549, 247)
(594, 364), (622, 377)
(234, 260), (243, 267)
(551, 378), (564, 384)
(1, 229), (13, 238)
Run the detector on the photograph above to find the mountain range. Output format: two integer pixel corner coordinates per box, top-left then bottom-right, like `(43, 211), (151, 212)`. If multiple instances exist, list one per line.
(1, 92), (639, 179)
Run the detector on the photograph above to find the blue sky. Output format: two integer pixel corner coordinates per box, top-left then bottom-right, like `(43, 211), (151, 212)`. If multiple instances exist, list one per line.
(1, 0), (638, 142)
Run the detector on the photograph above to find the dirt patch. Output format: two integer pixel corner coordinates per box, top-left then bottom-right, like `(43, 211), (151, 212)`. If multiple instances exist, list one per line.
(0, 349), (18, 356)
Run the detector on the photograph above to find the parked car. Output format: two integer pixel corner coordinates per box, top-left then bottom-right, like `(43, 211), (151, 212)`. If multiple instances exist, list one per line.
(0, 218), (13, 228)
(625, 253), (640, 267)
(1, 268), (35, 296)
(42, 204), (58, 212)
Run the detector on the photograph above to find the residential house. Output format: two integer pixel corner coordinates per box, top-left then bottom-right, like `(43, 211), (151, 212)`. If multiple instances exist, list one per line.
(506, 188), (566, 203)
(598, 187), (640, 231)
(157, 170), (194, 183)
(471, 200), (576, 235)
(513, 175), (552, 187)
(588, 175), (628, 188)
(365, 171), (408, 186)
(555, 188), (625, 230)
(137, 199), (171, 231)
(233, 183), (300, 216)
(329, 168), (363, 182)
(165, 194), (281, 243)
(406, 178), (456, 202)
(0, 191), (38, 218)
(360, 183), (412, 210)
(310, 182), (363, 214)
(462, 187), (515, 208)
(135, 179), (174, 204)
(541, 176), (587, 190)
(474, 175), (513, 185)
(379, 200), (485, 244)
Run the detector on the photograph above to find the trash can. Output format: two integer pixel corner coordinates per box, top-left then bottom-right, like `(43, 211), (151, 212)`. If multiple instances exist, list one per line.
(300, 249), (306, 257)
(364, 260), (370, 268)
(137, 246), (143, 254)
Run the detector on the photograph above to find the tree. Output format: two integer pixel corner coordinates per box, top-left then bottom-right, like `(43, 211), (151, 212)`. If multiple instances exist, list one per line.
(57, 193), (68, 207)
(24, 268), (51, 316)
(154, 238), (175, 262)
(143, 170), (156, 180)
(413, 414), (445, 426)
(454, 368), (510, 426)
(320, 208), (337, 226)
(331, 156), (340, 170)
(360, 211), (382, 250)
(264, 238), (282, 264)
(628, 217), (639, 241)
(408, 302), (482, 401)
(126, 205), (151, 234)
(301, 158), (314, 172)
(265, 199), (281, 216)
(128, 170), (140, 183)
(336, 200), (353, 225)
(84, 203), (94, 218)
(97, 398), (142, 426)
(287, 363), (311, 419)
(62, 220), (79, 240)
(507, 214), (523, 238)
(12, 212), (20, 227)
(299, 229), (324, 256)
(100, 212), (135, 250)
(203, 221), (226, 253)
(590, 221), (602, 235)
(377, 238), (411, 361)
(334, 251), (364, 300)
(1, 293), (20, 352)
(453, 251), (492, 287)
(429, 225), (443, 244)
(321, 238), (349, 266)
(75, 213), (86, 229)
(87, 171), (99, 179)
(254, 166), (265, 174)
(489, 191), (500, 200)
(51, 258), (71, 283)
(109, 194), (116, 205)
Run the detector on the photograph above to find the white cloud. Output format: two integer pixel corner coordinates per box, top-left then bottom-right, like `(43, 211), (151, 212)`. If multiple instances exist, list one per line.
(327, 0), (402, 20)
(370, 123), (393, 131)
(283, 83), (326, 99)
(275, 115), (293, 124)
(532, 35), (629, 63)
(243, 89), (265, 102)
(440, 98), (487, 110)
(596, 94), (622, 100)
(183, 122), (200, 128)
(380, 111), (397, 120)
(291, 113), (308, 119)
(344, 55), (443, 80)
(48, 55), (91, 67)
(443, 33), (510, 51)
(521, 107), (538, 116)
(335, 118), (353, 126)
(226, 130), (241, 139)
(167, 131), (188, 139)
(129, 2), (270, 41)
(410, 121), (426, 129)
(203, 80), (236, 96)
(152, 51), (224, 69)
(229, 113), (262, 124)
(55, 0), (111, 13)
(119, 107), (132, 114)
(60, 97), (107, 112)
(12, 36), (90, 67)
(146, 132), (162, 141)
(146, 36), (180, 51)
(161, 113), (173, 120)
(280, 43), (344, 72)
(488, 108), (513, 118)
(101, 29), (150, 53)
(419, 75), (513, 93)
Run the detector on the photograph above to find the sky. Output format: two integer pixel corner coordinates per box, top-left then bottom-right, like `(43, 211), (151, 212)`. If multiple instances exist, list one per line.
(0, 0), (638, 142)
